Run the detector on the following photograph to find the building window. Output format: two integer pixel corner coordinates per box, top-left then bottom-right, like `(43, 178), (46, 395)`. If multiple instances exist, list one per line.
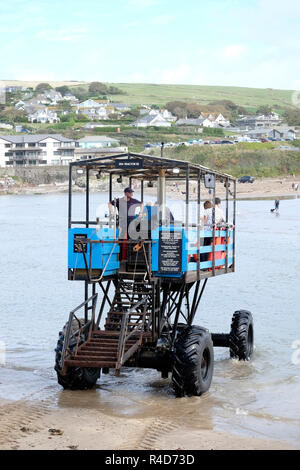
(53, 142), (60, 147)
(5, 144), (11, 148)
(40, 143), (47, 147)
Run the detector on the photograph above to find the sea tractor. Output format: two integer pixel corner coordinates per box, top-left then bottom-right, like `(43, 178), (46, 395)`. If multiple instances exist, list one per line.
(55, 150), (254, 397)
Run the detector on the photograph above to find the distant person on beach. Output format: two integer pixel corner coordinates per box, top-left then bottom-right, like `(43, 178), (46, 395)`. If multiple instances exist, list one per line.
(275, 200), (280, 212)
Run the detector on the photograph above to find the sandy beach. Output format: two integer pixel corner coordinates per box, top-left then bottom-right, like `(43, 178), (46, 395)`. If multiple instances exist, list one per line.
(1, 176), (299, 200)
(0, 397), (297, 451)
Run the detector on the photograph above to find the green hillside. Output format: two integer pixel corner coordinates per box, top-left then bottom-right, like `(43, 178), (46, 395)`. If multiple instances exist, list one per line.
(3, 80), (296, 108)
(107, 83), (295, 108)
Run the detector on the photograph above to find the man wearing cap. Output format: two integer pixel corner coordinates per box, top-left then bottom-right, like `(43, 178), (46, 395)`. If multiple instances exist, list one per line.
(108, 188), (144, 260)
(108, 187), (144, 237)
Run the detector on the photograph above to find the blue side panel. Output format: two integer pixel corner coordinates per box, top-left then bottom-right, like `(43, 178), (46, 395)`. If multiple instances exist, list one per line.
(68, 227), (120, 275)
(151, 225), (234, 278)
(151, 226), (185, 278)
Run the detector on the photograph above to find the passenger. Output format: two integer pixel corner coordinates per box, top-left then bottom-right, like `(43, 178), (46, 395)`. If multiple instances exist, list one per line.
(203, 200), (213, 227)
(108, 187), (144, 237)
(108, 187), (144, 259)
(152, 200), (174, 226)
(215, 197), (225, 225)
(201, 200), (213, 263)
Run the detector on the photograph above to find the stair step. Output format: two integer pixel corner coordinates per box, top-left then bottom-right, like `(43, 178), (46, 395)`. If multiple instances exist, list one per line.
(105, 322), (145, 327)
(86, 342), (136, 349)
(77, 351), (118, 357)
(113, 302), (151, 306)
(106, 311), (148, 316)
(75, 354), (118, 361)
(90, 330), (153, 338)
(118, 292), (151, 296)
(64, 360), (117, 368)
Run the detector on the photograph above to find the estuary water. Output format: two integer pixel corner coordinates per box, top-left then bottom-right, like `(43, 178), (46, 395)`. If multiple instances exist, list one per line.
(0, 192), (300, 447)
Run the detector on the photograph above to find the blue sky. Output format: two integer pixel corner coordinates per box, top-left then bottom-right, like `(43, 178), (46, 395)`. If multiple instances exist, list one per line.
(1, 0), (299, 89)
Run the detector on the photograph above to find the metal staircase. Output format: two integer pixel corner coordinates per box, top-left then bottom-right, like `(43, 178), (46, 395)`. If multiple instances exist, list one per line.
(63, 278), (153, 375)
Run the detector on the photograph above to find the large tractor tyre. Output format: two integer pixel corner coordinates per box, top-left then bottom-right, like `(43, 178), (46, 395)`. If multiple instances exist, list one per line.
(229, 310), (254, 360)
(55, 318), (100, 390)
(172, 326), (214, 398)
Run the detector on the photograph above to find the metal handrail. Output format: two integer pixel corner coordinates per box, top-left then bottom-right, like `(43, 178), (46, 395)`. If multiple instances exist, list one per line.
(115, 297), (148, 373)
(60, 293), (98, 369)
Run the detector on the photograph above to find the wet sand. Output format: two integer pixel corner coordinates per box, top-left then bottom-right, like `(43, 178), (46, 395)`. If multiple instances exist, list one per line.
(0, 398), (297, 450)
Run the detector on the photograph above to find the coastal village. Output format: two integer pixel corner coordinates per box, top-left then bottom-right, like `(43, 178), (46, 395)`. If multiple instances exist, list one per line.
(1, 0), (300, 453)
(0, 82), (299, 169)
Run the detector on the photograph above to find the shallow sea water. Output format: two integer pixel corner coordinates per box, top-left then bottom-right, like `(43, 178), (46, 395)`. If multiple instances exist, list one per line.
(0, 193), (299, 447)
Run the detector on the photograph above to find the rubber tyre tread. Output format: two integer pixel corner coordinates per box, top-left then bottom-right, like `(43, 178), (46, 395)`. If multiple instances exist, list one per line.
(172, 325), (214, 398)
(55, 318), (100, 390)
(229, 310), (254, 360)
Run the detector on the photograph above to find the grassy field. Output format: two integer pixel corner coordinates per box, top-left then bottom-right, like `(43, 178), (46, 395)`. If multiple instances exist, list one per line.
(3, 80), (295, 108)
(147, 140), (300, 178)
(109, 83), (295, 108)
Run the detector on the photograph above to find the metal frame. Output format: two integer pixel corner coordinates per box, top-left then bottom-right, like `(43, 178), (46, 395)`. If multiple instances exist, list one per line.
(62, 151), (237, 375)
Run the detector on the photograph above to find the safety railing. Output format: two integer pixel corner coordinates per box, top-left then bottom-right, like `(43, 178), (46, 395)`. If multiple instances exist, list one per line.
(115, 297), (148, 375)
(60, 293), (98, 370)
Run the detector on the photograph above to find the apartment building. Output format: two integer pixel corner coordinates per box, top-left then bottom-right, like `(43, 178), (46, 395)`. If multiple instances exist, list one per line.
(0, 134), (77, 167)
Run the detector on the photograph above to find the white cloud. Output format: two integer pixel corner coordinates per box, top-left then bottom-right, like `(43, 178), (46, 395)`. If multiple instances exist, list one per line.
(159, 65), (191, 84)
(128, 0), (160, 8)
(151, 14), (173, 25)
(35, 28), (87, 42)
(220, 44), (246, 60)
(16, 70), (56, 82)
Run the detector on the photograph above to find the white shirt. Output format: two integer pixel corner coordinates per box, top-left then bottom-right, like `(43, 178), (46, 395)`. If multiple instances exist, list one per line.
(215, 205), (225, 224)
(204, 208), (213, 227)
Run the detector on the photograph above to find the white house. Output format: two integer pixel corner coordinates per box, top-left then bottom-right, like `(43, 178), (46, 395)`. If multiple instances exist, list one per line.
(0, 134), (77, 167)
(28, 109), (60, 124)
(15, 100), (26, 110)
(200, 113), (231, 127)
(161, 109), (177, 122)
(63, 93), (78, 102)
(76, 99), (103, 111)
(148, 109), (177, 122)
(42, 90), (63, 104)
(80, 106), (116, 120)
(132, 114), (171, 128)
